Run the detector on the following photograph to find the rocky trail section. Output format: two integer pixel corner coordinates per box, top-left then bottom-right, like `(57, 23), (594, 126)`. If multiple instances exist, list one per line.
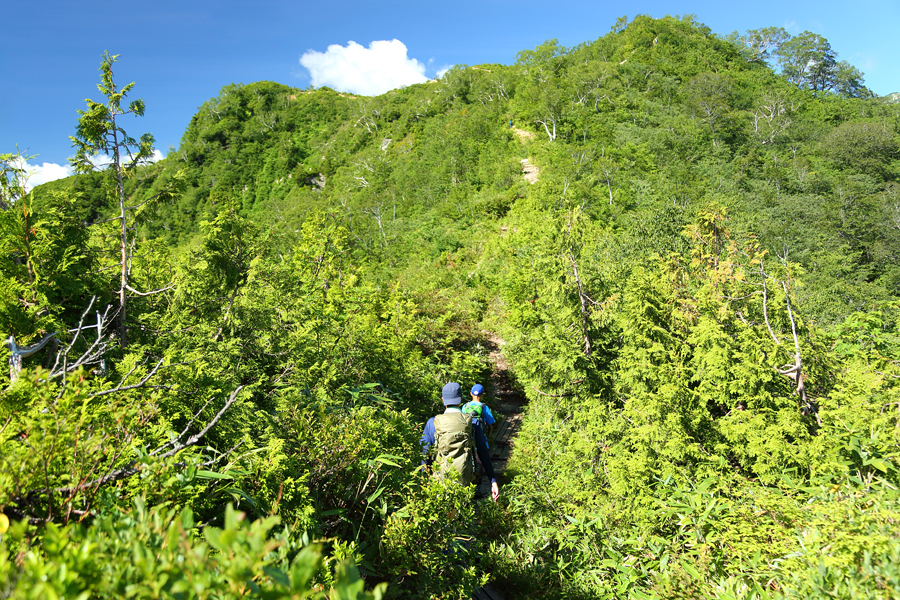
(512, 127), (539, 184)
(520, 159), (539, 184)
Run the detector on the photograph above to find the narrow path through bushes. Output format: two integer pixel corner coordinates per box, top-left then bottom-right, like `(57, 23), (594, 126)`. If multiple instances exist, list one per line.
(473, 333), (524, 600)
(476, 333), (526, 498)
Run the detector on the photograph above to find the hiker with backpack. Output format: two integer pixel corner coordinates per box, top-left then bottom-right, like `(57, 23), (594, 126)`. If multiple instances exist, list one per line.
(462, 384), (496, 444)
(420, 382), (500, 502)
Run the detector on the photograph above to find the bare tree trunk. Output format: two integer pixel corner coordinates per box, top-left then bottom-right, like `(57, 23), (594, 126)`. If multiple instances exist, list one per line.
(759, 267), (780, 345)
(569, 254), (592, 358)
(111, 113), (128, 348)
(758, 265), (820, 425)
(780, 280), (820, 425)
(538, 118), (557, 142)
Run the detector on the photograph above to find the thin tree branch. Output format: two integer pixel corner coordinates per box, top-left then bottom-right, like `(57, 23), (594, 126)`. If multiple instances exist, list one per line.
(212, 285), (243, 342)
(88, 214), (124, 225)
(531, 386), (574, 398)
(201, 439), (245, 467)
(152, 396), (216, 456)
(125, 283), (175, 296)
(569, 254), (592, 358)
(21, 387), (244, 502)
(89, 358), (164, 397)
(157, 386), (243, 459)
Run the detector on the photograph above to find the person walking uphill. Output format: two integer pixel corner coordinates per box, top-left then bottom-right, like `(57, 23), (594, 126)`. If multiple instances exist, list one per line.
(463, 384), (496, 443)
(421, 382), (500, 502)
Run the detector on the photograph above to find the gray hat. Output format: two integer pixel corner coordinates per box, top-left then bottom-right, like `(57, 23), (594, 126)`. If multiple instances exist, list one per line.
(442, 382), (463, 405)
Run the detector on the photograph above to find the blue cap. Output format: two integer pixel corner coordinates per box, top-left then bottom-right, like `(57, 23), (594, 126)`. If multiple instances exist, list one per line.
(471, 384), (484, 396)
(442, 382), (462, 405)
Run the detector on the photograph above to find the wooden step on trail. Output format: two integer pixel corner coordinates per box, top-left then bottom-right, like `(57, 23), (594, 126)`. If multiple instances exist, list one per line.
(472, 584), (505, 600)
(470, 412), (519, 600)
(489, 411), (520, 464)
(475, 409), (521, 498)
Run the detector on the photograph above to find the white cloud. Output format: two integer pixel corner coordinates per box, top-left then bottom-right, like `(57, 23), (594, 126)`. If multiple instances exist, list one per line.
(13, 149), (165, 193)
(300, 39), (428, 96)
(14, 159), (73, 192)
(86, 154), (113, 169)
(81, 148), (164, 170)
(436, 66), (453, 79)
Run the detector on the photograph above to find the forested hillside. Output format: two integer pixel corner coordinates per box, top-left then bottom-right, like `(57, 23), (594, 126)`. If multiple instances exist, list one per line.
(3, 14), (900, 599)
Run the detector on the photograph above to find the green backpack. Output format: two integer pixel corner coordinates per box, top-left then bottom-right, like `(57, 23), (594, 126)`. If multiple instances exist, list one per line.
(462, 401), (484, 426)
(433, 411), (475, 486)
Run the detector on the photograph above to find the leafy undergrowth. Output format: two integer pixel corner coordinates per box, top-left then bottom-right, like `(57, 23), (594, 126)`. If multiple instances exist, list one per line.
(482, 473), (900, 599)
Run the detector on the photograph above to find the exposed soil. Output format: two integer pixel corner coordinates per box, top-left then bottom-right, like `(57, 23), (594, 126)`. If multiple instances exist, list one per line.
(520, 158), (539, 184)
(512, 127), (534, 142)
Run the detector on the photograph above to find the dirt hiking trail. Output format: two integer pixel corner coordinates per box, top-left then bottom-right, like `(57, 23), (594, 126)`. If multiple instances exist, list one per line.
(473, 333), (526, 600)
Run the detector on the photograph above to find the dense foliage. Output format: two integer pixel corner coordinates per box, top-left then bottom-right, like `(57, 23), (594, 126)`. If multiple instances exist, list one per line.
(5, 13), (900, 599)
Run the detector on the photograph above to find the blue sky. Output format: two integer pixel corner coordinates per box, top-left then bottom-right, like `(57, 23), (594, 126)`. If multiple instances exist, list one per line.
(4, 0), (898, 186)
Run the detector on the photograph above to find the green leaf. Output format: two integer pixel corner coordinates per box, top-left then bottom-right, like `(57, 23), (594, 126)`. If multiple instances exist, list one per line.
(680, 560), (701, 579)
(263, 566), (291, 588)
(290, 545), (322, 590)
(204, 527), (224, 551)
(195, 469), (233, 480)
(223, 487), (260, 513)
(867, 459), (890, 473)
(373, 454), (403, 467)
(367, 486), (386, 504)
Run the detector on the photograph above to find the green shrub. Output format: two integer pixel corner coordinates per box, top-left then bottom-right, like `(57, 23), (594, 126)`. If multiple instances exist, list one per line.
(0, 501), (385, 599)
(381, 477), (488, 599)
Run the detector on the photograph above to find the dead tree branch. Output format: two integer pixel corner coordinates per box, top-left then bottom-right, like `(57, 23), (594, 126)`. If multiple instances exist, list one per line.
(780, 280), (820, 425)
(569, 253), (592, 358)
(89, 356), (201, 398)
(89, 357), (165, 397)
(758, 264), (780, 345)
(6, 387), (244, 524)
(755, 267), (820, 425)
(125, 283), (175, 296)
(7, 332), (58, 383)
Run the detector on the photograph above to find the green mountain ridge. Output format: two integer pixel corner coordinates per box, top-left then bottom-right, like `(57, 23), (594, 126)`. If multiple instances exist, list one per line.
(43, 14), (898, 324)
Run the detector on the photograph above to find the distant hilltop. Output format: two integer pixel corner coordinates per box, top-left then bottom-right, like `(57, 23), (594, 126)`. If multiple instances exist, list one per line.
(885, 92), (900, 103)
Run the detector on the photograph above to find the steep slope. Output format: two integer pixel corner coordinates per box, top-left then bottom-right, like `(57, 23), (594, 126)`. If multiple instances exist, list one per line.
(33, 15), (894, 323)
